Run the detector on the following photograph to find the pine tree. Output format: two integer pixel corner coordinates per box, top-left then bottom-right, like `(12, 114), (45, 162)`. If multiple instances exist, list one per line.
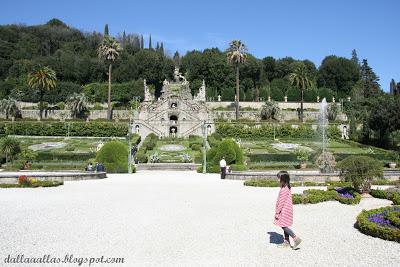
(360, 59), (380, 98)
(140, 35), (144, 49)
(149, 34), (152, 49)
(351, 49), (359, 65)
(104, 24), (109, 37)
(160, 42), (164, 55)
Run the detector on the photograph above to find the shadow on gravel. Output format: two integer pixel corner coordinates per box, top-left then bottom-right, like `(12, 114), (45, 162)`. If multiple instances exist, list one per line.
(267, 231), (284, 244)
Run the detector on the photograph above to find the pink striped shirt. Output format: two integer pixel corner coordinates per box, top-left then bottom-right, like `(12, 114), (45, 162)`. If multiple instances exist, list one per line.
(274, 186), (293, 227)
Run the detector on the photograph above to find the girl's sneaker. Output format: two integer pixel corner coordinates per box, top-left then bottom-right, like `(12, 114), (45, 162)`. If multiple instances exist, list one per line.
(277, 241), (291, 248)
(292, 237), (302, 249)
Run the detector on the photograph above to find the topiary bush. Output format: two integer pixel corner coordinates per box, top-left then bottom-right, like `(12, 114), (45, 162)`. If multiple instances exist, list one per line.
(96, 141), (128, 173)
(356, 206), (400, 242)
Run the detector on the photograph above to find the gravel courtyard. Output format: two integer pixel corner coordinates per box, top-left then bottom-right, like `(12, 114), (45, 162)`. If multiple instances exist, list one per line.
(1, 171), (399, 266)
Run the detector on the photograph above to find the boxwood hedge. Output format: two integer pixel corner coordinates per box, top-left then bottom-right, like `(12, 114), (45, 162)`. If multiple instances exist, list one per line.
(0, 121), (128, 137)
(356, 206), (400, 242)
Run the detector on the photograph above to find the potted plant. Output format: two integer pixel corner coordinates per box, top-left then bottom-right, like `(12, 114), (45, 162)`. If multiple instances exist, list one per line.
(295, 148), (310, 169)
(387, 151), (399, 169)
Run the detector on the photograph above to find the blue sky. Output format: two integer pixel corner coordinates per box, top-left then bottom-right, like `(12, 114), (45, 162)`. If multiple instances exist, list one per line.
(1, 0), (399, 90)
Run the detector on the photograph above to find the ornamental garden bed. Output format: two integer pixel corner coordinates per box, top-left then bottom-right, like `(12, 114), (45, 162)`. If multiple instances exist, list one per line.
(291, 186), (361, 205)
(0, 176), (63, 188)
(356, 206), (400, 242)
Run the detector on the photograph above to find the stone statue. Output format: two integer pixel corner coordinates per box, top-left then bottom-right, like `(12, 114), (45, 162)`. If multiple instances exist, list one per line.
(317, 96), (320, 102)
(144, 79), (154, 102)
(174, 67), (186, 82)
(163, 79), (169, 85)
(332, 96), (335, 103)
(218, 95), (221, 102)
(194, 79), (206, 102)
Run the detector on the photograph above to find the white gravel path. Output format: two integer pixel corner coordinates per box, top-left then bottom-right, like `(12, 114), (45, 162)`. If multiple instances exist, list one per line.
(0, 171), (399, 267)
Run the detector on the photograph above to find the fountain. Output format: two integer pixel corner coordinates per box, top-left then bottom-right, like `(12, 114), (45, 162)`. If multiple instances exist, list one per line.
(320, 98), (328, 154)
(316, 98), (336, 173)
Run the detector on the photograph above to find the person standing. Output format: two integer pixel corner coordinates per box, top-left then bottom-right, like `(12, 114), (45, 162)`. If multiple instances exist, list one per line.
(274, 171), (302, 249)
(219, 157), (227, 179)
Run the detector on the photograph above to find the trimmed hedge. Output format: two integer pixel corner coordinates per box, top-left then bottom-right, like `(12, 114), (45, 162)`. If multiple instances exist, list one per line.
(244, 179), (324, 187)
(356, 206), (400, 242)
(216, 123), (322, 139)
(96, 141), (128, 173)
(0, 121), (128, 137)
(370, 189), (400, 205)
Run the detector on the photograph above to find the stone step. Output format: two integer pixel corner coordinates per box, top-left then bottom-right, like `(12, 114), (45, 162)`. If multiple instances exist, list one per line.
(136, 163), (200, 171)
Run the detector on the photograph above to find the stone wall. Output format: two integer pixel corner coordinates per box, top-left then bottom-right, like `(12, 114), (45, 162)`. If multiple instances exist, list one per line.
(206, 101), (342, 110)
(213, 111), (347, 122)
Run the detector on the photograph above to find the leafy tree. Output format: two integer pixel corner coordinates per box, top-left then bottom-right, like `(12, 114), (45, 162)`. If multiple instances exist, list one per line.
(0, 137), (21, 164)
(28, 66), (57, 119)
(97, 36), (122, 119)
(96, 140), (128, 173)
(288, 62), (313, 122)
(66, 92), (89, 119)
(226, 40), (248, 120)
(317, 55), (360, 97)
(337, 155), (383, 193)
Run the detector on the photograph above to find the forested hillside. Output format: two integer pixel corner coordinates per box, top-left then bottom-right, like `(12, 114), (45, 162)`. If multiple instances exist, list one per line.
(0, 18), (382, 106)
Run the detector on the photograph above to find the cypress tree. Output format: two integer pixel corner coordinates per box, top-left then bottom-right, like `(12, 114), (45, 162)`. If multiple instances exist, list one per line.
(140, 35), (144, 49)
(173, 51), (180, 66)
(390, 79), (397, 94)
(156, 42), (160, 51)
(160, 42), (164, 55)
(149, 34), (152, 49)
(122, 31), (126, 47)
(104, 24), (109, 37)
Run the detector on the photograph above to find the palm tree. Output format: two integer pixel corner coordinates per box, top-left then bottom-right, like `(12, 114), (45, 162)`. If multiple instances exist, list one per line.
(288, 62), (313, 122)
(0, 137), (21, 164)
(226, 40), (248, 120)
(0, 98), (19, 120)
(66, 93), (89, 119)
(98, 36), (122, 120)
(28, 66), (57, 119)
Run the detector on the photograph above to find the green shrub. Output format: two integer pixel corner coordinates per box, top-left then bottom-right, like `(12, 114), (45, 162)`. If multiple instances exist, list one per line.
(337, 155), (383, 193)
(96, 141), (128, 173)
(230, 164), (247, 171)
(327, 125), (341, 139)
(370, 189), (400, 205)
(356, 206), (400, 242)
(135, 151), (148, 163)
(295, 147), (310, 163)
(1, 121), (128, 137)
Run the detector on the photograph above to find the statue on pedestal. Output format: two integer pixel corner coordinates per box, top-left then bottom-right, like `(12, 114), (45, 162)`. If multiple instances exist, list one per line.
(194, 80), (206, 102)
(143, 79), (154, 102)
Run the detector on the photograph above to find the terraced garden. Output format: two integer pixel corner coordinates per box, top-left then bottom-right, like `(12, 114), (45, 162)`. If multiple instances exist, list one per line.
(241, 138), (394, 170)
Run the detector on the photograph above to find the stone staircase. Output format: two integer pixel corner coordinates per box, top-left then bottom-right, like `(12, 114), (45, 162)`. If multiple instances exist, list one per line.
(136, 163), (200, 171)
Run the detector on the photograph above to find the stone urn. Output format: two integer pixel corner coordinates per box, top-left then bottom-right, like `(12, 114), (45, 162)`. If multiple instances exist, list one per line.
(389, 162), (397, 169)
(300, 162), (307, 169)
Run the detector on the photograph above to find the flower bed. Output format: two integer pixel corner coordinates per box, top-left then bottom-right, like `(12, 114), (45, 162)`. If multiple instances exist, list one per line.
(333, 187), (361, 205)
(0, 176), (63, 188)
(291, 187), (360, 205)
(356, 206), (400, 242)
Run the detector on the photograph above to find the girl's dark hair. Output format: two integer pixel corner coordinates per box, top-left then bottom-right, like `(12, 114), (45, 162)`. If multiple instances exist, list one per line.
(277, 171), (291, 189)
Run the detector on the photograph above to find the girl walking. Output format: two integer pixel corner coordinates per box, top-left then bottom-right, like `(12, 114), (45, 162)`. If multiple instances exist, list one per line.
(274, 171), (302, 249)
